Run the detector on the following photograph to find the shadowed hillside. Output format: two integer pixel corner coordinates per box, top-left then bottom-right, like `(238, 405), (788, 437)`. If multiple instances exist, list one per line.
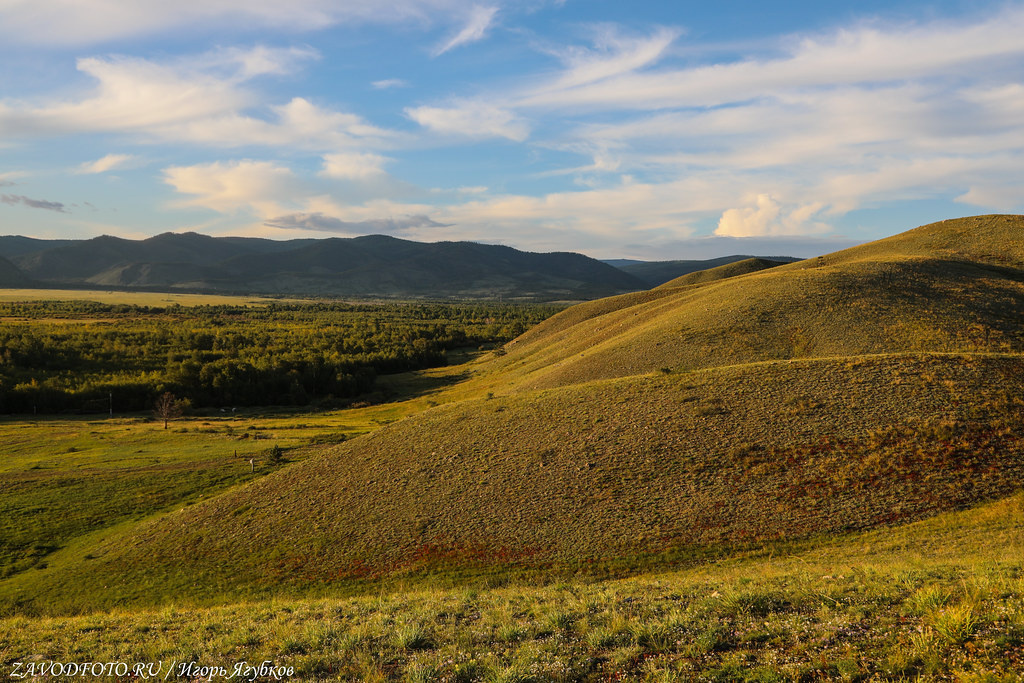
(0, 256), (30, 287)
(2, 232), (645, 300)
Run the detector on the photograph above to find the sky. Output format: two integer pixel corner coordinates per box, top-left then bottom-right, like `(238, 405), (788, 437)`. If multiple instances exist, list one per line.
(1, 0), (1023, 260)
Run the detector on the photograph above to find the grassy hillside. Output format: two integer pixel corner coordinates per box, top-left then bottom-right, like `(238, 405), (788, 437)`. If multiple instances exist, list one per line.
(654, 257), (790, 289)
(7, 351), (1024, 613)
(488, 215), (1024, 392)
(618, 255), (800, 287)
(2, 488), (1021, 681)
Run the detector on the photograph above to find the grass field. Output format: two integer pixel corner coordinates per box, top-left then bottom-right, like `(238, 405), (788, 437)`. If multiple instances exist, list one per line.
(1, 491), (1021, 681)
(0, 288), (298, 307)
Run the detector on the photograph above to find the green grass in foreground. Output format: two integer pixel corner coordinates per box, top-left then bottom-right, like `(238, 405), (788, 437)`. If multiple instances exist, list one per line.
(0, 491), (1021, 681)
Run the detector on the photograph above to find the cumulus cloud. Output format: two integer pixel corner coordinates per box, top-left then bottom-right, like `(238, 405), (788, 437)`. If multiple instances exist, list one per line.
(75, 153), (136, 174)
(1, 194), (69, 213)
(433, 5), (499, 55)
(264, 211), (450, 234)
(716, 196), (829, 237)
(162, 160), (298, 216)
(406, 101), (529, 140)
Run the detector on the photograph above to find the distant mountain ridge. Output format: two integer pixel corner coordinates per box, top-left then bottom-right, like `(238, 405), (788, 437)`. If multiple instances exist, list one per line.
(0, 232), (646, 301)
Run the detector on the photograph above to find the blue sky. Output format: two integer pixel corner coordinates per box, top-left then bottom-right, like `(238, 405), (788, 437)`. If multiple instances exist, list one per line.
(1, 0), (1022, 259)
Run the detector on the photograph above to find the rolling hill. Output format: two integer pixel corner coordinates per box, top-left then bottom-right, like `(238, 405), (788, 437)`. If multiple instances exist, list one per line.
(0, 232), (646, 300)
(489, 214), (1024, 391)
(616, 254), (800, 287)
(4, 214), (1024, 614)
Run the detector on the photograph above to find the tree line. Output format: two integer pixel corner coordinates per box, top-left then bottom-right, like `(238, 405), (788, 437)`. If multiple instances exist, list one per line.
(0, 301), (558, 414)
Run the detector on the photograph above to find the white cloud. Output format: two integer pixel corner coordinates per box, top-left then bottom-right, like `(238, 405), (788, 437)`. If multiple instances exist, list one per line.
(320, 152), (391, 179)
(956, 185), (1024, 212)
(75, 153), (136, 174)
(715, 195), (829, 237)
(406, 101), (529, 140)
(0, 0), (520, 46)
(0, 49), (397, 154)
(536, 26), (679, 94)
(159, 97), (397, 150)
(372, 78), (409, 90)
(206, 45), (320, 79)
(518, 8), (1024, 111)
(162, 160), (298, 216)
(433, 5), (499, 55)
(0, 54), (249, 137)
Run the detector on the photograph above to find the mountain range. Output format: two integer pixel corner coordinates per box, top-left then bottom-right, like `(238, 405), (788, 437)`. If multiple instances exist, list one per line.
(0, 232), (795, 300)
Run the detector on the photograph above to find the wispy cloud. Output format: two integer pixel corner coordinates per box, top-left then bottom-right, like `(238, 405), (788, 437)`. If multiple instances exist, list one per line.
(372, 78), (409, 90)
(0, 0), (519, 47)
(534, 25), (679, 95)
(405, 101), (528, 140)
(0, 47), (396, 154)
(518, 10), (1024, 111)
(1, 194), (68, 213)
(75, 153), (136, 174)
(433, 5), (499, 56)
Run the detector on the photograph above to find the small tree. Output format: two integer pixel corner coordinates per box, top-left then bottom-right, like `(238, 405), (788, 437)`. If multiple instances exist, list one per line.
(154, 391), (184, 429)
